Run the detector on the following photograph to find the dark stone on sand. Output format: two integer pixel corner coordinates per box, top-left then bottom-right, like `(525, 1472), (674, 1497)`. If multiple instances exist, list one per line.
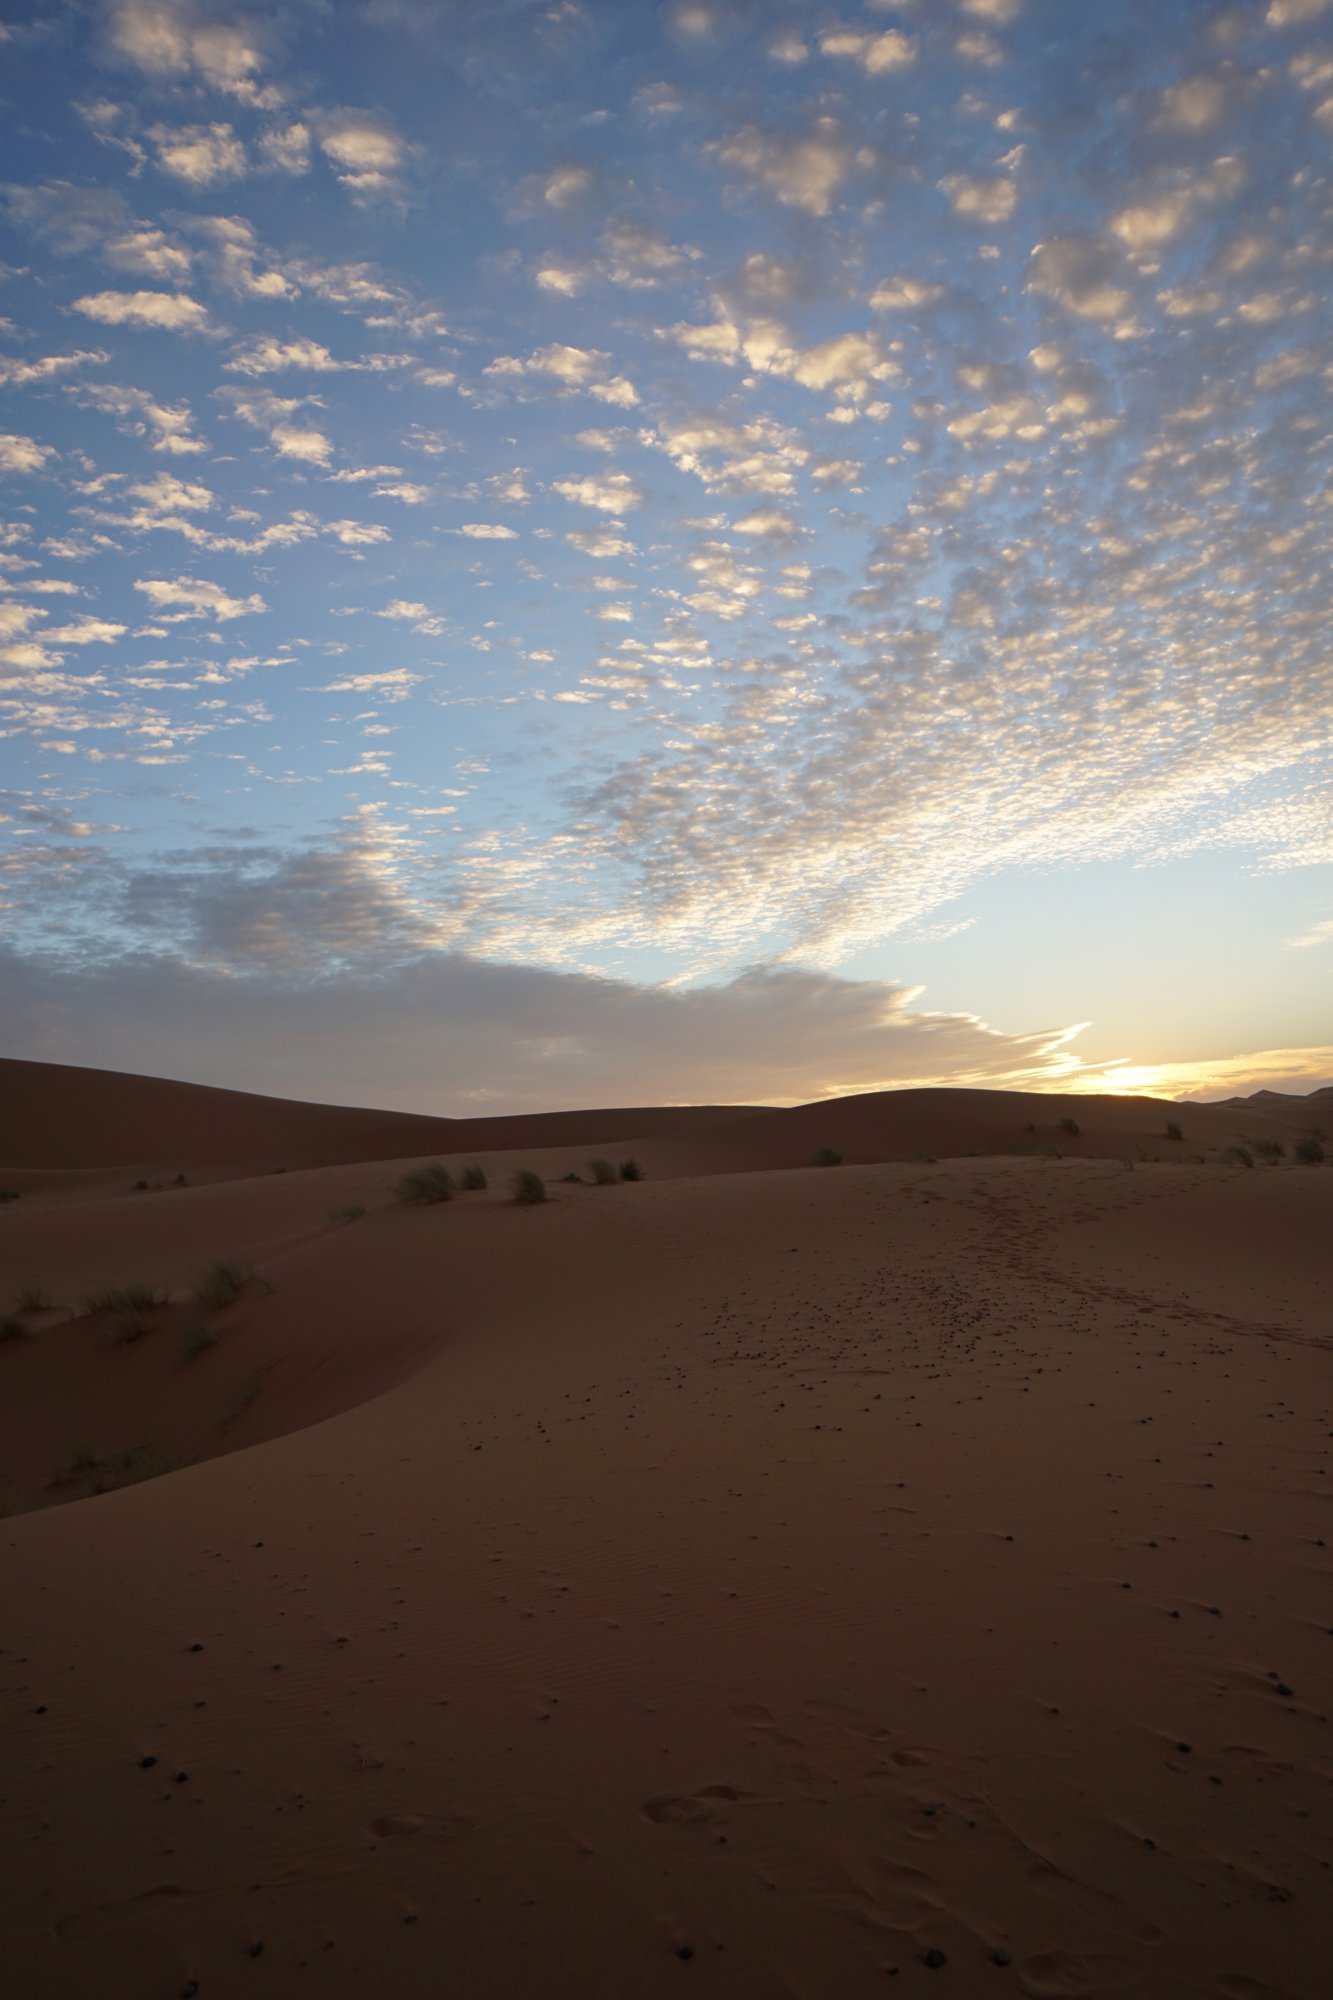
(925, 1947), (947, 1968)
(139, 1754), (158, 1768)
(994, 1949), (1012, 1966)
(176, 1771), (189, 1783)
(1276, 1682), (1294, 1697)
(180, 1985), (199, 1998)
(249, 1942), (264, 1957)
(677, 1943), (694, 1960)
(1176, 1741), (1191, 1753)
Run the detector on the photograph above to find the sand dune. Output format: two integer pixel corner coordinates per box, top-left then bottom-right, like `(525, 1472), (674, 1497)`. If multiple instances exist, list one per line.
(1, 1061), (1329, 1997)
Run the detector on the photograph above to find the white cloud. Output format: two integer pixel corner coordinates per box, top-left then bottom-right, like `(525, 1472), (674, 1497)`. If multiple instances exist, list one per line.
(134, 575), (265, 621)
(0, 349), (108, 387)
(71, 290), (214, 334)
(553, 471), (643, 514)
(732, 507), (801, 541)
(459, 523), (518, 539)
(106, 1), (279, 105)
(226, 335), (344, 375)
(941, 173), (1018, 223)
(1026, 236), (1135, 323)
(959, 0), (1021, 20)
(485, 343), (638, 407)
(870, 276), (945, 311)
(0, 434), (55, 474)
(1286, 917), (1333, 949)
(317, 111), (405, 198)
(819, 27), (916, 74)
(70, 382), (206, 455)
(259, 123), (311, 173)
(43, 616), (127, 645)
(1267, 0), (1330, 24)
(148, 122), (247, 186)
(710, 117), (851, 216)
(270, 423), (334, 464)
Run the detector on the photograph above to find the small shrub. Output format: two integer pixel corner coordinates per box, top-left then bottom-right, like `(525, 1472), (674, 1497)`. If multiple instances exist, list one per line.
(0, 1189), (20, 1203)
(174, 1173), (188, 1187)
(587, 1157), (618, 1185)
(395, 1163), (456, 1204)
(511, 1168), (548, 1205)
(618, 1158), (643, 1181)
(112, 1314), (155, 1344)
(1021, 1121), (1035, 1134)
(459, 1165), (488, 1191)
(133, 1178), (149, 1192)
(1251, 1139), (1284, 1160)
(85, 1283), (168, 1315)
(15, 1286), (50, 1313)
(561, 1171), (582, 1183)
(182, 1323), (219, 1362)
(328, 1204), (367, 1225)
(194, 1260), (248, 1311)
(118, 1445), (173, 1485)
(1223, 1145), (1254, 1169)
(1295, 1135), (1325, 1165)
(1, 1314), (32, 1343)
(1165, 1121), (1183, 1141)
(812, 1147), (844, 1167)
(1059, 1117), (1080, 1137)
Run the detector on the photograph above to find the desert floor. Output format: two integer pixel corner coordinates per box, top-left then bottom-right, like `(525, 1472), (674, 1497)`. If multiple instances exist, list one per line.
(1, 1067), (1329, 1998)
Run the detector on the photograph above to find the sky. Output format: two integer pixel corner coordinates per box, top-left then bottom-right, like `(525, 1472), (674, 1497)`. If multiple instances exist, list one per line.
(1, 0), (1331, 1114)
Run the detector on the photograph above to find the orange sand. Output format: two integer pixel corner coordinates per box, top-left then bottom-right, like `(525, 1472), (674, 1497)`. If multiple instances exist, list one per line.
(1, 1061), (1329, 1998)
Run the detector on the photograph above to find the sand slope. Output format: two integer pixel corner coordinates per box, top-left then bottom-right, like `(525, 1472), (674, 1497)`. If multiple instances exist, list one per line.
(1, 1065), (1330, 1998)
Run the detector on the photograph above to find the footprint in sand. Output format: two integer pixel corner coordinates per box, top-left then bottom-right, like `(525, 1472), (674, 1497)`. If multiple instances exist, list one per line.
(642, 1784), (766, 1825)
(731, 1701), (804, 1747)
(1019, 1949), (1137, 1997)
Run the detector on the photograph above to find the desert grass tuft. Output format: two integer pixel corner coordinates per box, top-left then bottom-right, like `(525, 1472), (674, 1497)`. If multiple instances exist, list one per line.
(328, 1203), (367, 1225)
(181, 1323), (219, 1362)
(194, 1259), (249, 1310)
(511, 1168), (548, 1205)
(1295, 1135), (1325, 1164)
(812, 1147), (844, 1167)
(459, 1165), (488, 1191)
(85, 1282), (168, 1316)
(1059, 1116), (1081, 1137)
(1, 1313), (32, 1343)
(395, 1163), (456, 1204)
(1165, 1121), (1183, 1141)
(0, 1189), (20, 1203)
(1250, 1138), (1285, 1161)
(587, 1157), (618, 1185)
(220, 1376), (261, 1429)
(1222, 1145), (1254, 1169)
(618, 1158), (643, 1181)
(15, 1285), (51, 1313)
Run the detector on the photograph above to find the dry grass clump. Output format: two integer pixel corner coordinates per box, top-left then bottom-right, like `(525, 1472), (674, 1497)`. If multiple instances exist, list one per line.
(194, 1259), (249, 1310)
(328, 1203), (367, 1224)
(181, 1323), (220, 1362)
(618, 1158), (643, 1181)
(16, 1285), (52, 1312)
(1222, 1145), (1254, 1169)
(511, 1168), (548, 1205)
(587, 1157), (618, 1185)
(395, 1163), (456, 1204)
(85, 1282), (168, 1315)
(1294, 1135), (1325, 1164)
(1250, 1138), (1284, 1161)
(459, 1165), (488, 1191)
(1, 1314), (32, 1343)
(1165, 1121), (1183, 1141)
(1059, 1116), (1081, 1136)
(112, 1314), (156, 1344)
(813, 1147), (844, 1167)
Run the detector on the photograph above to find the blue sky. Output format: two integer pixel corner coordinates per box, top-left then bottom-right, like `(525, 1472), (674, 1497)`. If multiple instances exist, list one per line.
(1, 0), (1330, 1111)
